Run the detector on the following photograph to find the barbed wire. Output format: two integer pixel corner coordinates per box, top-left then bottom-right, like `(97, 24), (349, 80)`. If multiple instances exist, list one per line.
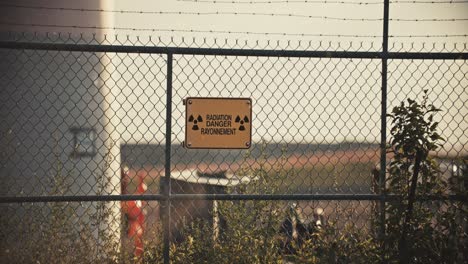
(394, 18), (468, 21)
(392, 0), (468, 2)
(1, 22), (467, 39)
(175, 0), (468, 3)
(0, 22), (381, 38)
(0, 4), (382, 22)
(1, 4), (467, 22)
(179, 0), (383, 4)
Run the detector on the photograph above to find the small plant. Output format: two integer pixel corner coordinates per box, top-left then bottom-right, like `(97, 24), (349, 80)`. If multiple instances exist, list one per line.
(168, 142), (286, 263)
(0, 140), (124, 263)
(385, 90), (464, 263)
(167, 142), (381, 263)
(290, 222), (380, 264)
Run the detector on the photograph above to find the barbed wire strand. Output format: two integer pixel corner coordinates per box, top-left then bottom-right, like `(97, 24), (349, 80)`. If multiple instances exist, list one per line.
(179, 0), (382, 4)
(0, 22), (380, 38)
(0, 4), (381, 22)
(175, 0), (468, 3)
(1, 4), (467, 22)
(393, 0), (468, 2)
(1, 22), (467, 38)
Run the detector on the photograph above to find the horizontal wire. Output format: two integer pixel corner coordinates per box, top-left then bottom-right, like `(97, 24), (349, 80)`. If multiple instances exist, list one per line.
(175, 0), (468, 3)
(177, 0), (383, 4)
(394, 18), (468, 21)
(391, 0), (468, 2)
(0, 4), (381, 21)
(391, 34), (468, 37)
(1, 22), (467, 38)
(0, 22), (380, 37)
(1, 4), (467, 22)
(0, 194), (466, 203)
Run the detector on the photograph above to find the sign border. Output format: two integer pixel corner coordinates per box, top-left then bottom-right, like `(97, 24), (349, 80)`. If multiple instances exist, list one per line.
(184, 97), (252, 149)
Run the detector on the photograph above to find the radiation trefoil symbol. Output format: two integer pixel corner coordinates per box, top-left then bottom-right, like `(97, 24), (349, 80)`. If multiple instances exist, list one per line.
(235, 115), (249, 131)
(188, 115), (203, 130)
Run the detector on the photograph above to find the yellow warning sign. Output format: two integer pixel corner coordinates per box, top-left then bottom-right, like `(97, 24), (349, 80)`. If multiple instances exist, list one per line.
(185, 97), (252, 149)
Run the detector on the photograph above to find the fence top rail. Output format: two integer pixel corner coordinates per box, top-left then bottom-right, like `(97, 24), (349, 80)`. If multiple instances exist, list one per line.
(0, 41), (467, 60)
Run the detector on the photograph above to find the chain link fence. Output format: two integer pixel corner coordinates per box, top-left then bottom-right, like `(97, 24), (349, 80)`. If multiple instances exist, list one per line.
(0, 32), (467, 263)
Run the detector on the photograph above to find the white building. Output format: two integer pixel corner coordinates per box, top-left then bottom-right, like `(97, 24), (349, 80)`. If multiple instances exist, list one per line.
(0, 1), (122, 259)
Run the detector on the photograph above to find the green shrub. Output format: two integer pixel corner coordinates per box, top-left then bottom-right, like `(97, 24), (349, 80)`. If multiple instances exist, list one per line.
(385, 90), (466, 263)
(168, 142), (380, 263)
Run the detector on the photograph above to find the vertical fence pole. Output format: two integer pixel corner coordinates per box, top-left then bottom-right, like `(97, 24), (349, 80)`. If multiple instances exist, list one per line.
(380, 0), (390, 261)
(163, 52), (173, 264)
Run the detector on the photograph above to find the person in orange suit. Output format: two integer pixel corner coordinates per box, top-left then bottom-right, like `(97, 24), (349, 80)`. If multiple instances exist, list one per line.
(122, 168), (147, 259)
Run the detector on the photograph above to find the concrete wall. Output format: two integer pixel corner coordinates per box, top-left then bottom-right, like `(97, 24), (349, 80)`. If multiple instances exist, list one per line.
(0, 1), (122, 259)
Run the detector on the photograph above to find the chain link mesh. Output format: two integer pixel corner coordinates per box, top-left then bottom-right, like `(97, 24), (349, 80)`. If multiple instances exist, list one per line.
(0, 33), (466, 262)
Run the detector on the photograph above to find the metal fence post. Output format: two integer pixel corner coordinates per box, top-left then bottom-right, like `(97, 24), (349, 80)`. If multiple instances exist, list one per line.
(380, 0), (390, 261)
(163, 52), (173, 264)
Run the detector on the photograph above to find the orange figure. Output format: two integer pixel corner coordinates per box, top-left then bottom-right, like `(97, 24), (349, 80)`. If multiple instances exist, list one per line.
(122, 168), (147, 259)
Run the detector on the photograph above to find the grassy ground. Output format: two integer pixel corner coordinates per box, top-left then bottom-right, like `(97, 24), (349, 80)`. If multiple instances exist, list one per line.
(125, 161), (376, 195)
(273, 162), (376, 194)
